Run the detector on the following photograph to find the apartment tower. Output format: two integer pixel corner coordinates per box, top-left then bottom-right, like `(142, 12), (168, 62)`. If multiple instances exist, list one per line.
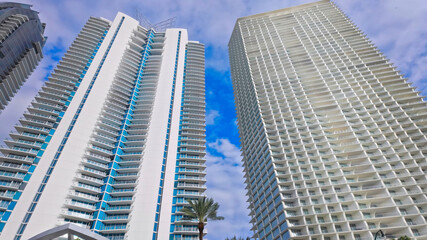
(229, 1), (427, 239)
(0, 12), (206, 240)
(0, 2), (46, 111)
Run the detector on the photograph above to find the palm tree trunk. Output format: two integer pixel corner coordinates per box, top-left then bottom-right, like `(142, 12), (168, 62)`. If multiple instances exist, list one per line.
(198, 222), (204, 240)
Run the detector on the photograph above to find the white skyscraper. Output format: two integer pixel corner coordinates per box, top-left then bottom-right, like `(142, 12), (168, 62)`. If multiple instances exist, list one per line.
(229, 1), (427, 239)
(0, 12), (206, 240)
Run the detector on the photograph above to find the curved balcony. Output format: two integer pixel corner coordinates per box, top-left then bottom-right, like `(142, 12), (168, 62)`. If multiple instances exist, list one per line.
(104, 205), (132, 214)
(0, 180), (20, 191)
(98, 224), (129, 234)
(14, 124), (50, 136)
(114, 172), (138, 180)
(176, 183), (206, 190)
(68, 190), (99, 203)
(109, 187), (135, 196)
(72, 181), (102, 195)
(76, 173), (104, 186)
(111, 179), (138, 188)
(61, 209), (93, 222)
(78, 166), (106, 178)
(106, 196), (134, 205)
(64, 199), (96, 212)
(0, 153), (35, 164)
(0, 191), (15, 200)
(102, 214), (130, 223)
(83, 159), (109, 171)
(0, 145), (38, 157)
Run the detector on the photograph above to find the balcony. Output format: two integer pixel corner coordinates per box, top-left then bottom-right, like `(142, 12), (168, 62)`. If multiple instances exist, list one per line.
(61, 210), (93, 221)
(72, 182), (102, 194)
(64, 199), (96, 211)
(0, 153), (34, 164)
(104, 205), (132, 213)
(0, 181), (20, 190)
(98, 224), (128, 233)
(68, 190), (99, 202)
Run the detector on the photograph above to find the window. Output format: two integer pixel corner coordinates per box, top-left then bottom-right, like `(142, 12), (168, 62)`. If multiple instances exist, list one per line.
(413, 229), (420, 236)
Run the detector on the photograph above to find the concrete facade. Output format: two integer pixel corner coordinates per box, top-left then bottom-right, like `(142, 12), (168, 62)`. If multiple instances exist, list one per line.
(0, 12), (206, 240)
(229, 1), (427, 239)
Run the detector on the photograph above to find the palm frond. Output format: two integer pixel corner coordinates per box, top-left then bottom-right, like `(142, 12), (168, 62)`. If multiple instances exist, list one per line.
(180, 197), (224, 223)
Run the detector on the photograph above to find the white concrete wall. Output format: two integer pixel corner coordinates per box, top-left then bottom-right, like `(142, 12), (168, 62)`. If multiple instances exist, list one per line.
(157, 29), (188, 240)
(126, 29), (188, 239)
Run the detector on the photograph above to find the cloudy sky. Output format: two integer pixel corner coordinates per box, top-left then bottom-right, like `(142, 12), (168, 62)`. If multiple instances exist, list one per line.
(0, 0), (426, 239)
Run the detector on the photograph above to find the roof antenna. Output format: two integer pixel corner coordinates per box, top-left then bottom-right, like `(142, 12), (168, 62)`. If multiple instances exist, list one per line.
(133, 9), (176, 32)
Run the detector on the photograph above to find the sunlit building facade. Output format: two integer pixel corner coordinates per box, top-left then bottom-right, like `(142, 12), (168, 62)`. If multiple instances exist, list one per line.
(229, 1), (427, 239)
(0, 12), (206, 240)
(0, 2), (46, 111)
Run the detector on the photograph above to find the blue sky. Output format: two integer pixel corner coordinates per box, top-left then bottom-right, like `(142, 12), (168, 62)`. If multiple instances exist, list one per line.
(0, 0), (426, 239)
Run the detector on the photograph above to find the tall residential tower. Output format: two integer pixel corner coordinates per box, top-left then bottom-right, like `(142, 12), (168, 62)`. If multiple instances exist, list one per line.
(0, 2), (46, 111)
(229, 1), (427, 239)
(0, 12), (206, 240)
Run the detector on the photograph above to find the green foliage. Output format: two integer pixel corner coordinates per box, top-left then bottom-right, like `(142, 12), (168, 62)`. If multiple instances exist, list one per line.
(181, 197), (224, 223)
(225, 237), (251, 240)
(398, 236), (411, 240)
(180, 197), (224, 240)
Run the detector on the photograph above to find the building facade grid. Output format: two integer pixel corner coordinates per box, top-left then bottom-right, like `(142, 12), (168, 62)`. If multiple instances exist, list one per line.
(229, 1), (427, 239)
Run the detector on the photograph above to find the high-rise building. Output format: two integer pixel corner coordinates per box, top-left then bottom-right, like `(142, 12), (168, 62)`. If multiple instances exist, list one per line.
(229, 1), (427, 239)
(0, 2), (46, 111)
(0, 12), (206, 240)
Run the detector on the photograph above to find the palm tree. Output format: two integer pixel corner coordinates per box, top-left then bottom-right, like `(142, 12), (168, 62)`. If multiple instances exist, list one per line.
(225, 237), (251, 240)
(180, 197), (224, 240)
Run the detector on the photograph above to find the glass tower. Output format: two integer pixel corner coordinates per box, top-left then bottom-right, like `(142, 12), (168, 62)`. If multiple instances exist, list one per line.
(229, 0), (427, 239)
(0, 2), (46, 111)
(0, 12), (206, 240)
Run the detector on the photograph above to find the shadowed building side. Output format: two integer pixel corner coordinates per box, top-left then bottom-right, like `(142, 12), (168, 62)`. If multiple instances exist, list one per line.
(0, 2), (46, 111)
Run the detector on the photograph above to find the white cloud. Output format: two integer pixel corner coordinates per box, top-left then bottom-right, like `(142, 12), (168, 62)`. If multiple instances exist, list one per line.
(206, 110), (220, 125)
(206, 139), (251, 239)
